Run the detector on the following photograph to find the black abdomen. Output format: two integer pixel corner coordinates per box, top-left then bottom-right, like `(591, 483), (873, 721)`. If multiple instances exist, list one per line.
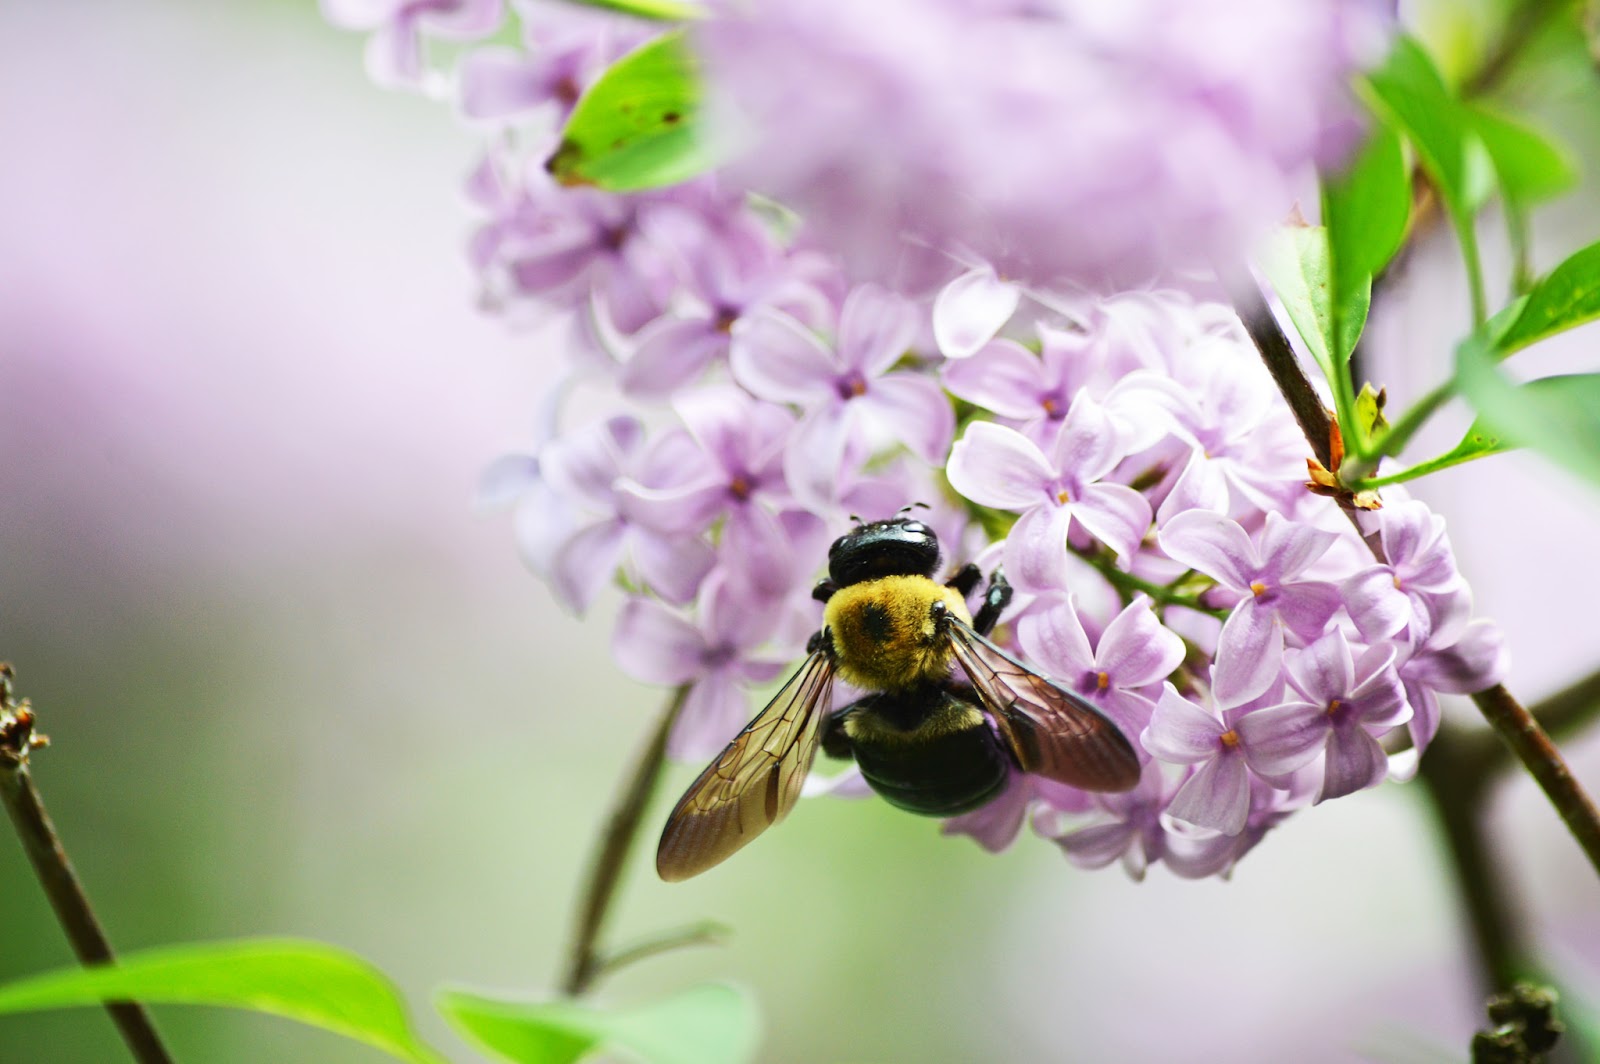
(841, 687), (1012, 817)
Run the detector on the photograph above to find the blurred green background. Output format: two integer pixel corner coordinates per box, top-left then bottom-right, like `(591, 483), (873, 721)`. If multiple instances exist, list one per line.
(3, 1), (1600, 1061)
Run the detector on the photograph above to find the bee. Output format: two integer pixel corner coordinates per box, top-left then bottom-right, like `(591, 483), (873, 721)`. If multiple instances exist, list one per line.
(656, 515), (1141, 881)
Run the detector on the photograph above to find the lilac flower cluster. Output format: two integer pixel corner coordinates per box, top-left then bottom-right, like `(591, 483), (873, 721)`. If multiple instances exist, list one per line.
(328, 3), (1507, 879)
(695, 0), (1389, 288)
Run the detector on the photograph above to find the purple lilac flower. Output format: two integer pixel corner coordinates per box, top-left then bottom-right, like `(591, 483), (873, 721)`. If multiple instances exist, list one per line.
(1044, 760), (1177, 882)
(514, 415), (714, 612)
(1159, 510), (1342, 707)
(946, 397), (1152, 590)
(731, 284), (953, 508)
(1015, 593), (1184, 744)
(613, 570), (791, 759)
(1141, 680), (1306, 835)
(616, 385), (825, 597)
(459, 22), (627, 122)
(1209, 629), (1409, 805)
(324, 0), (504, 88)
(1391, 593), (1509, 750)
(1343, 497), (1467, 642)
(694, 0), (1386, 287)
(621, 214), (839, 399)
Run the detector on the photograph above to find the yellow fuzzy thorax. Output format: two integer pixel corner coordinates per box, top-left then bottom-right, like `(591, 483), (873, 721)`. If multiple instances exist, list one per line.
(822, 575), (972, 691)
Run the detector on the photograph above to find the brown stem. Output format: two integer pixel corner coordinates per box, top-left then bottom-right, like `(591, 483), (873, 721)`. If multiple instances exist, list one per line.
(0, 666), (174, 1064)
(1218, 269), (1335, 469)
(558, 685), (689, 997)
(1472, 684), (1600, 878)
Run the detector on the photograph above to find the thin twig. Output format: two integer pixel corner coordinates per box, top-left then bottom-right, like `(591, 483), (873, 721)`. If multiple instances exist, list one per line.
(595, 919), (730, 982)
(1472, 684), (1600, 878)
(558, 685), (689, 997)
(0, 665), (174, 1064)
(1218, 269), (1335, 469)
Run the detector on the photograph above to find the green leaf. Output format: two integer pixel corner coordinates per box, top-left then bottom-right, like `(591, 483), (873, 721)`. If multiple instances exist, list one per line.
(1322, 125), (1410, 291)
(437, 983), (759, 1064)
(1258, 224), (1370, 374)
(1456, 339), (1600, 487)
(546, 31), (716, 192)
(1468, 106), (1578, 208)
(1361, 37), (1470, 216)
(1493, 240), (1600, 355)
(557, 0), (702, 20)
(1361, 34), (1490, 324)
(0, 939), (445, 1064)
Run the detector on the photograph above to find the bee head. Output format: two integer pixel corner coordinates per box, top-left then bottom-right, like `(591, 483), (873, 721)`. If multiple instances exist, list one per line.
(828, 516), (941, 587)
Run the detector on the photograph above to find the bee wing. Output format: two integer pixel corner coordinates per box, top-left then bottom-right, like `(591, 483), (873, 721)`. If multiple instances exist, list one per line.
(656, 651), (836, 882)
(946, 620), (1140, 793)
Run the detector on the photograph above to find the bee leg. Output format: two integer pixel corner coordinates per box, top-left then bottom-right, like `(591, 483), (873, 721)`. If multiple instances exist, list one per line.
(805, 627), (832, 655)
(944, 562), (982, 598)
(971, 569), (1013, 637)
(812, 578), (839, 603)
(820, 704), (859, 761)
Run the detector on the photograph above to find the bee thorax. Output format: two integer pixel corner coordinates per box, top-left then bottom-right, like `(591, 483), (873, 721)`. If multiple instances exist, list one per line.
(822, 575), (971, 691)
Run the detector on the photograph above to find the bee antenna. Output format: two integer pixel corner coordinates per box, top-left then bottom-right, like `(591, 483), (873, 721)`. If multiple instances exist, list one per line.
(847, 513), (863, 528)
(897, 501), (931, 514)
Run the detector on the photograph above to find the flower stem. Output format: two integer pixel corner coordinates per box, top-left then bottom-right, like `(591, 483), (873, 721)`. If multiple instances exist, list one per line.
(0, 665), (174, 1064)
(1218, 268), (1335, 470)
(1075, 550), (1225, 619)
(558, 684), (689, 997)
(1346, 380), (1457, 482)
(1471, 683), (1600, 879)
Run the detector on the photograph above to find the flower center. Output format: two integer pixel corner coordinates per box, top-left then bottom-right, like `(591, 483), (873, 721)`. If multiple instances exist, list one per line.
(1055, 488), (1072, 504)
(1219, 729), (1241, 749)
(1249, 581), (1269, 597)
(836, 374), (868, 400)
(1041, 395), (1063, 419)
(729, 475), (752, 501)
(713, 305), (740, 333)
(702, 643), (737, 669)
(1325, 698), (1342, 718)
(1096, 670), (1110, 692)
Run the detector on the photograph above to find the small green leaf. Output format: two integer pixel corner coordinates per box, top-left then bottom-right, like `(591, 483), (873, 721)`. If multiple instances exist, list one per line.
(1258, 225), (1370, 374)
(1456, 339), (1600, 488)
(558, 0), (702, 20)
(1323, 125), (1410, 289)
(437, 983), (759, 1064)
(1361, 37), (1470, 217)
(1468, 106), (1579, 208)
(1493, 240), (1600, 356)
(0, 939), (445, 1064)
(546, 31), (717, 192)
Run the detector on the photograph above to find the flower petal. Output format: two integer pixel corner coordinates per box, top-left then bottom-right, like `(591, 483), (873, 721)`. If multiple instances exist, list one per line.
(1212, 599), (1285, 708)
(861, 374), (956, 465)
(1096, 596), (1186, 687)
(669, 670), (752, 760)
(730, 308), (838, 404)
(1166, 753), (1250, 836)
(839, 283), (918, 375)
(932, 265), (1020, 359)
(612, 596), (705, 686)
(1074, 483), (1153, 561)
(1317, 726), (1388, 802)
(1016, 594), (1095, 678)
(1004, 503), (1075, 593)
(941, 338), (1048, 418)
(946, 421), (1055, 510)
(1234, 701), (1328, 778)
(1159, 509), (1257, 590)
(621, 316), (726, 399)
(1141, 684), (1223, 763)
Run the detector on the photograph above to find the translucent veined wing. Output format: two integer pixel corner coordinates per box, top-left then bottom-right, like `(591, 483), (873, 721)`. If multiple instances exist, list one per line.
(946, 619), (1140, 793)
(656, 651), (836, 882)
